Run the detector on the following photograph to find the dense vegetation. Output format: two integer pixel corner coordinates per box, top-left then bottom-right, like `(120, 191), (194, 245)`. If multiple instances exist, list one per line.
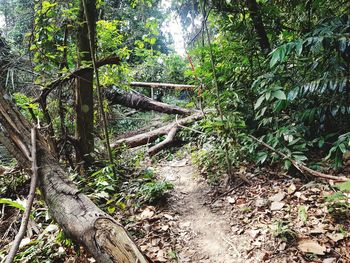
(1, 0), (350, 262)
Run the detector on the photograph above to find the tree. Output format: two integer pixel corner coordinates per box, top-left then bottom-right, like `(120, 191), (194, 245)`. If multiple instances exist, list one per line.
(75, 0), (96, 163)
(245, 0), (270, 53)
(0, 87), (148, 262)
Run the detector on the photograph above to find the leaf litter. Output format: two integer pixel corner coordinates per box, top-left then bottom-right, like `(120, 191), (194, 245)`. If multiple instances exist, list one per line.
(126, 158), (350, 262)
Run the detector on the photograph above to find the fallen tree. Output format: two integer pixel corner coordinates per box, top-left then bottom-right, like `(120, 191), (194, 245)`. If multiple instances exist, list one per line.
(0, 90), (148, 262)
(112, 112), (204, 155)
(106, 86), (194, 115)
(130, 81), (195, 90)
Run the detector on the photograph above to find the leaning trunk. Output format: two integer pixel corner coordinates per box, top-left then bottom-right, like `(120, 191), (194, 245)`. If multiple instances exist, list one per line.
(106, 87), (193, 115)
(0, 90), (148, 262)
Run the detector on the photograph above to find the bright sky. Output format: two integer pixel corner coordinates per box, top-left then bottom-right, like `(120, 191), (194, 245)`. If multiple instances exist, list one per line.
(0, 14), (5, 29)
(160, 0), (186, 56)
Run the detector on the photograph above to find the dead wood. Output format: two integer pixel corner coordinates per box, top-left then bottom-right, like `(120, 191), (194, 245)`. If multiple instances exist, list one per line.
(148, 125), (178, 156)
(113, 113), (204, 155)
(130, 81), (195, 90)
(106, 86), (194, 115)
(5, 128), (38, 263)
(0, 90), (148, 262)
(249, 135), (348, 182)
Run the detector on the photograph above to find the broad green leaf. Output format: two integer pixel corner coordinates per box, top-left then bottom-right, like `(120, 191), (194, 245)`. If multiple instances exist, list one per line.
(295, 40), (303, 56)
(272, 90), (286, 100)
(254, 95), (265, 109)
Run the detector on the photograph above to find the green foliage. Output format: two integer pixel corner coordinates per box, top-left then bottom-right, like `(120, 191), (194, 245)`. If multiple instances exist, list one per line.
(139, 181), (174, 203)
(325, 191), (350, 218)
(324, 180), (350, 218)
(0, 198), (25, 211)
(13, 92), (43, 121)
(271, 221), (297, 242)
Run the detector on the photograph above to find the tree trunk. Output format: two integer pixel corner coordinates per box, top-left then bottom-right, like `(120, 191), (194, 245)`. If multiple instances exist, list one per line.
(246, 0), (270, 53)
(75, 0), (96, 163)
(112, 112), (204, 152)
(106, 87), (194, 115)
(0, 90), (148, 262)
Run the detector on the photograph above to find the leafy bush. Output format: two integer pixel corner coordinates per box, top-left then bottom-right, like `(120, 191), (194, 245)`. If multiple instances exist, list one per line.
(139, 181), (174, 203)
(325, 181), (350, 218)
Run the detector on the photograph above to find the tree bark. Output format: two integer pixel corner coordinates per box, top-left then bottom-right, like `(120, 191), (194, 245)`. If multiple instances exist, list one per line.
(106, 87), (194, 115)
(246, 0), (271, 53)
(112, 112), (204, 153)
(75, 0), (96, 163)
(0, 90), (148, 262)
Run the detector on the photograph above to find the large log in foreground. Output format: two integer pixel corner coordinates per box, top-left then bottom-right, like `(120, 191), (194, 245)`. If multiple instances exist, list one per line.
(106, 86), (193, 115)
(0, 91), (148, 262)
(113, 112), (204, 155)
(130, 81), (195, 90)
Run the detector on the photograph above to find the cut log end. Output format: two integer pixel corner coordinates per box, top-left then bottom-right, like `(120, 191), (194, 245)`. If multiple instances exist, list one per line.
(94, 218), (148, 263)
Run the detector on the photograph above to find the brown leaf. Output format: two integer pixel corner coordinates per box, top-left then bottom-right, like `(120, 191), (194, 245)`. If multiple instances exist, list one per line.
(270, 201), (285, 211)
(327, 233), (345, 242)
(269, 192), (286, 202)
(298, 239), (326, 255)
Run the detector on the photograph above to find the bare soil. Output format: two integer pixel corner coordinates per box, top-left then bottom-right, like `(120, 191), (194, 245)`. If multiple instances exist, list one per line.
(158, 158), (252, 263)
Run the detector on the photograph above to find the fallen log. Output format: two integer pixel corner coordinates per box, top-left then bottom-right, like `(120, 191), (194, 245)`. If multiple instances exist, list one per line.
(148, 126), (178, 156)
(0, 90), (148, 262)
(106, 86), (193, 115)
(130, 81), (195, 90)
(113, 112), (204, 155)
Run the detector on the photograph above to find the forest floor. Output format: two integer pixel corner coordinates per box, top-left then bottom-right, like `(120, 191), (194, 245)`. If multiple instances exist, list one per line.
(1, 134), (350, 262)
(131, 155), (350, 263)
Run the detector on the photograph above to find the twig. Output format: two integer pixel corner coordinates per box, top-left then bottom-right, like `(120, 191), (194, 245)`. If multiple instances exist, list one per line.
(249, 134), (349, 182)
(5, 127), (38, 263)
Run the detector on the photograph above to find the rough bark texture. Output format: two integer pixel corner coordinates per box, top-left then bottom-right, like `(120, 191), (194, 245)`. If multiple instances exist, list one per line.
(0, 91), (148, 262)
(75, 0), (96, 162)
(106, 87), (193, 115)
(112, 113), (204, 154)
(246, 0), (271, 53)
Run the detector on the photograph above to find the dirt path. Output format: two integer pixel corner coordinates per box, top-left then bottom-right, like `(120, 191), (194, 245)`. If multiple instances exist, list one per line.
(158, 158), (251, 263)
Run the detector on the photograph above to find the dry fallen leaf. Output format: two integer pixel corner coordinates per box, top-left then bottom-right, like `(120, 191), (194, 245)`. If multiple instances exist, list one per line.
(327, 233), (345, 242)
(323, 258), (336, 263)
(269, 192), (286, 202)
(288, 183), (297, 194)
(140, 207), (155, 220)
(227, 196), (236, 204)
(270, 201), (285, 211)
(298, 239), (326, 255)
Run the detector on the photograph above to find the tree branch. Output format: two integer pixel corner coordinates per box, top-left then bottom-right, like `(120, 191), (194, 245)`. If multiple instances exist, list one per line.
(249, 135), (349, 182)
(5, 127), (38, 263)
(32, 56), (120, 104)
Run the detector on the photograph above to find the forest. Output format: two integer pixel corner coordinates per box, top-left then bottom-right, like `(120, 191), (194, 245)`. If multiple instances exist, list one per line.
(0, 0), (350, 262)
